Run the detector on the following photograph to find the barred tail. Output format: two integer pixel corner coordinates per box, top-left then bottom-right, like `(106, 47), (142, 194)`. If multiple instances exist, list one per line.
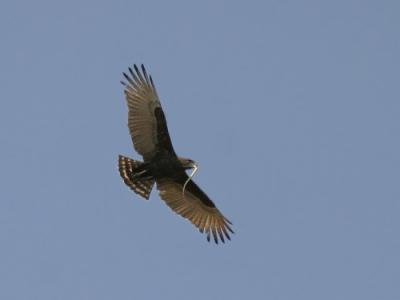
(118, 155), (155, 200)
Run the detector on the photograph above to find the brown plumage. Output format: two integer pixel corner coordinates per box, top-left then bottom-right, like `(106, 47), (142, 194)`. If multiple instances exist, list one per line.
(118, 64), (233, 243)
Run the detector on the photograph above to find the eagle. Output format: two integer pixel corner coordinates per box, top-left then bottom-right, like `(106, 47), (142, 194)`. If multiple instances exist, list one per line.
(118, 64), (233, 243)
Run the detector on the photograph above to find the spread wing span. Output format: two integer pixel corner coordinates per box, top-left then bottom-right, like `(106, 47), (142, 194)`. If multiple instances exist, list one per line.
(121, 65), (175, 160)
(156, 175), (234, 244)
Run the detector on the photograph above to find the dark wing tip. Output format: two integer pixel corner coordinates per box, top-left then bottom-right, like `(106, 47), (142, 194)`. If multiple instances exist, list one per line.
(141, 64), (150, 84)
(213, 233), (218, 244)
(133, 64), (146, 83)
(128, 67), (134, 77)
(221, 226), (232, 241)
(224, 218), (234, 234)
(217, 229), (225, 243)
(225, 217), (233, 225)
(203, 226), (232, 244)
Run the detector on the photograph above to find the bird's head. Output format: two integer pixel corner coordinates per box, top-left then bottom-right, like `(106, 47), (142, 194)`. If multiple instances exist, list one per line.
(178, 157), (197, 171)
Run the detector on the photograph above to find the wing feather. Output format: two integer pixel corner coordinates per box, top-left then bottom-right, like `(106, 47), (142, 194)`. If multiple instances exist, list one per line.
(156, 177), (233, 243)
(121, 64), (175, 160)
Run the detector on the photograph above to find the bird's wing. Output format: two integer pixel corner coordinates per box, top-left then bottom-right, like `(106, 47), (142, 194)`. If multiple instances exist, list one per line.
(121, 65), (176, 160)
(156, 175), (233, 243)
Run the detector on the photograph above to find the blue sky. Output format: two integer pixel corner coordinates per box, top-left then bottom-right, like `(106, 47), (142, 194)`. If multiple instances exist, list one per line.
(1, 1), (399, 299)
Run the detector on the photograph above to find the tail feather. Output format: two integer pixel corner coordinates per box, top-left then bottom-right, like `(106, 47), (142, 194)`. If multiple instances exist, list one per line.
(118, 155), (155, 200)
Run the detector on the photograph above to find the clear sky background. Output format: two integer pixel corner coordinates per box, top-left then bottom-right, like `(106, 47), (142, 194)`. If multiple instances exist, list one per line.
(1, 1), (399, 299)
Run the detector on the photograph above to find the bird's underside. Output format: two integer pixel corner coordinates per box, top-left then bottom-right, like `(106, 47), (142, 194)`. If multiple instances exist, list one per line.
(118, 64), (233, 244)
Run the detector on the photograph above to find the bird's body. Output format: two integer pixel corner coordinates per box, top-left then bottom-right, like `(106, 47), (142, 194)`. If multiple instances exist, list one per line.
(118, 64), (233, 243)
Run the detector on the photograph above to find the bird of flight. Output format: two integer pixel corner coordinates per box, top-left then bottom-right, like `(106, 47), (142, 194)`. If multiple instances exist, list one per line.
(118, 65), (233, 243)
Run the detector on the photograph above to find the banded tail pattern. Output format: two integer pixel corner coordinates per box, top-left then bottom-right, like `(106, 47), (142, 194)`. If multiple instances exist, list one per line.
(118, 155), (155, 200)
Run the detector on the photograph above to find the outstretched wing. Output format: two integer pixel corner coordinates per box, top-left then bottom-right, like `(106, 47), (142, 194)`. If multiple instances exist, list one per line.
(156, 175), (234, 244)
(121, 64), (176, 160)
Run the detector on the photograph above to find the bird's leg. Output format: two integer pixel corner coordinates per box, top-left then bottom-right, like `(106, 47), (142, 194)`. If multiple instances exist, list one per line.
(182, 163), (198, 197)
